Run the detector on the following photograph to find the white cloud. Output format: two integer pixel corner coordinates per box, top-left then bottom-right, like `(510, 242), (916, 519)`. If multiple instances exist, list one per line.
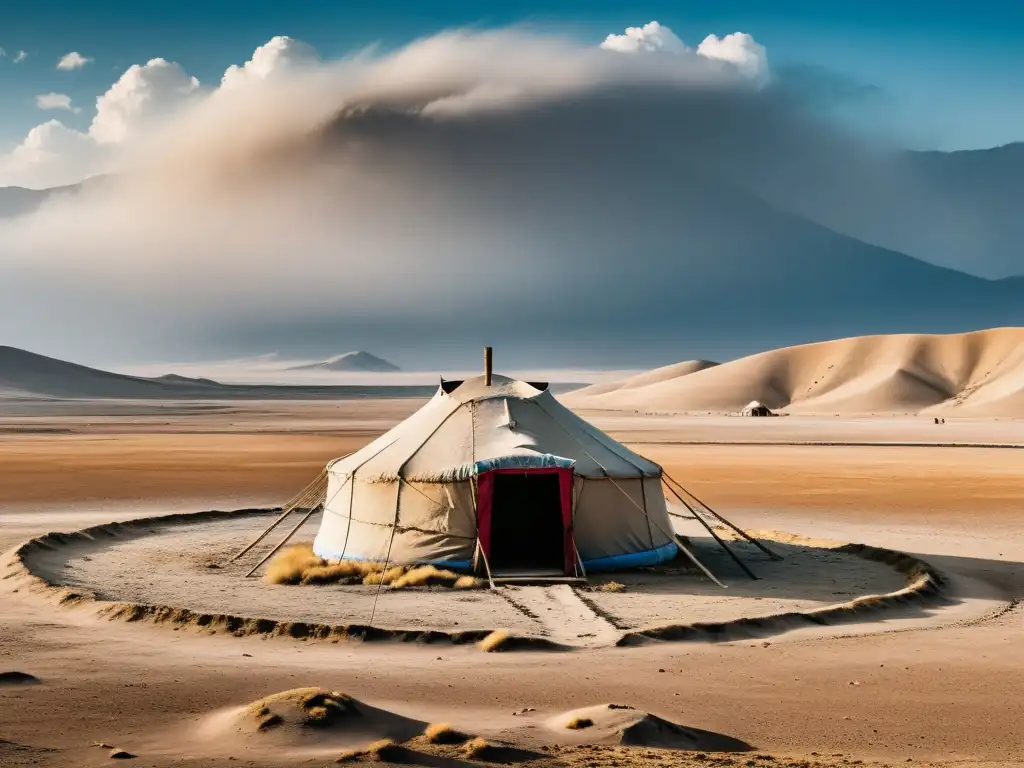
(57, 51), (92, 70)
(35, 93), (80, 112)
(600, 21), (688, 54)
(221, 35), (320, 90)
(0, 120), (103, 188)
(0, 25), (768, 190)
(90, 58), (200, 144)
(1, 38), (318, 188)
(1, 58), (200, 187)
(14, 50), (28, 63)
(601, 21), (768, 83)
(0, 48), (6, 59)
(697, 32), (769, 82)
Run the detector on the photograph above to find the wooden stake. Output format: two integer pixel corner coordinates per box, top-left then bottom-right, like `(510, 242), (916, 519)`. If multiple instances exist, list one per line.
(475, 538), (497, 590)
(229, 506), (294, 563)
(484, 346), (492, 386)
(245, 505), (320, 578)
(671, 535), (726, 588)
(663, 472), (783, 560)
(664, 481), (758, 580)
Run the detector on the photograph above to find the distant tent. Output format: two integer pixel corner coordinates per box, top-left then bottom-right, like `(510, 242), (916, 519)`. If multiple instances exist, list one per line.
(235, 357), (778, 585)
(741, 400), (773, 417)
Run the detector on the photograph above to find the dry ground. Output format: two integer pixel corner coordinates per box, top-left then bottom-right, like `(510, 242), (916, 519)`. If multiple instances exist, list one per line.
(1, 401), (1022, 767)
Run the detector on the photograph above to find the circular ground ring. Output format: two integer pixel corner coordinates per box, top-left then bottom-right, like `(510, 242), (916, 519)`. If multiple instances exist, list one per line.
(3, 507), (947, 651)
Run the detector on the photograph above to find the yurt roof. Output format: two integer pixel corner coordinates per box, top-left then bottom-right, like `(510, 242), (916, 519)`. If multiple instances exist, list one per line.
(329, 374), (661, 482)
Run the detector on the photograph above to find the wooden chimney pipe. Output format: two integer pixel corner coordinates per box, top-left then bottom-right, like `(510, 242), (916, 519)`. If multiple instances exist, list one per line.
(484, 346), (493, 386)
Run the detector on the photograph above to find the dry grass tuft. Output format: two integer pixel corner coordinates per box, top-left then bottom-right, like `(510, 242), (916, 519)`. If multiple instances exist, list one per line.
(423, 722), (470, 745)
(302, 560), (381, 585)
(362, 566), (405, 586)
(477, 630), (510, 652)
(336, 738), (404, 763)
(390, 565), (461, 589)
(566, 716), (595, 730)
(264, 544), (484, 590)
(264, 543), (331, 585)
(460, 737), (493, 759)
(597, 581), (626, 593)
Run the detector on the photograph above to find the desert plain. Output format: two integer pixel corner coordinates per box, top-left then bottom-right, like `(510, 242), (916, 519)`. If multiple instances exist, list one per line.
(1, 378), (1023, 768)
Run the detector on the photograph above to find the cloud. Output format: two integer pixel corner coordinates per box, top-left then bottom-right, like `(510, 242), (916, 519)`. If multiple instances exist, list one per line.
(57, 51), (92, 70)
(600, 21), (689, 54)
(6, 23), (989, 366)
(0, 58), (201, 186)
(0, 48), (6, 58)
(14, 50), (27, 63)
(696, 33), (768, 82)
(221, 35), (320, 89)
(600, 20), (768, 85)
(35, 93), (80, 112)
(90, 58), (200, 144)
(0, 120), (103, 188)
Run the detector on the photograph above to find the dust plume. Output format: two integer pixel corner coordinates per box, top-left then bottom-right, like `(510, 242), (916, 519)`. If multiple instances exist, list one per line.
(1, 25), (1017, 368)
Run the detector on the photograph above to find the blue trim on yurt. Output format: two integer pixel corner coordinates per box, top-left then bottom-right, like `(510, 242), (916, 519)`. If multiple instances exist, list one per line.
(582, 540), (679, 573)
(312, 542), (474, 572)
(472, 454), (575, 474)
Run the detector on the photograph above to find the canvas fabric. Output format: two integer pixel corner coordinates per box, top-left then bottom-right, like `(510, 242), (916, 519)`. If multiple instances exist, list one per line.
(313, 374), (675, 569)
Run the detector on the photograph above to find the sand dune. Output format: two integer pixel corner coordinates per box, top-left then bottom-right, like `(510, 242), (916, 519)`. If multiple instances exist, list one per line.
(572, 360), (720, 398)
(566, 328), (1024, 416)
(202, 688), (425, 750)
(547, 704), (752, 751)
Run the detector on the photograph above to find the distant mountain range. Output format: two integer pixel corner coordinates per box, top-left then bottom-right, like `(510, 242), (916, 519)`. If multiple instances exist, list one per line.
(2, 145), (1023, 367)
(287, 351), (401, 372)
(0, 181), (88, 218)
(5, 146), (1022, 280)
(0, 346), (427, 400)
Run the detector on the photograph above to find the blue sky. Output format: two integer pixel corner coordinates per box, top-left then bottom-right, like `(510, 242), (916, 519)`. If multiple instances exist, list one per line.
(1, 0), (1023, 155)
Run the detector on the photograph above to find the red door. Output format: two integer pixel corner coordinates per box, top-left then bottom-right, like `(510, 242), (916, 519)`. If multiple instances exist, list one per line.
(475, 467), (574, 573)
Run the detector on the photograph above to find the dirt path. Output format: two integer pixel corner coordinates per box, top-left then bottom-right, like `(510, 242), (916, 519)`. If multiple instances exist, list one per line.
(500, 585), (621, 648)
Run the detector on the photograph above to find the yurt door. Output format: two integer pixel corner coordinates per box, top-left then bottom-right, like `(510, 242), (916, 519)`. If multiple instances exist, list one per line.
(476, 467), (574, 575)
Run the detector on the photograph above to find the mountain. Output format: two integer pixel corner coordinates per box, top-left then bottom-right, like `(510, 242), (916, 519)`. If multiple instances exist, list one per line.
(0, 187), (52, 218)
(153, 373), (222, 387)
(0, 346), (427, 400)
(713, 142), (1024, 279)
(287, 351), (401, 372)
(0, 182), (83, 218)
(3, 157), (1023, 369)
(565, 328), (1024, 416)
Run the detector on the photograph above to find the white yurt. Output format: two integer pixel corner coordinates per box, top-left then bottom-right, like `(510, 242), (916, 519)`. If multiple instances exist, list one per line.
(740, 400), (773, 417)
(311, 371), (678, 576)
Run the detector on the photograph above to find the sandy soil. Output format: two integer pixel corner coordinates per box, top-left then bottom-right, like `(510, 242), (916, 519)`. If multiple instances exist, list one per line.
(2, 400), (1023, 767)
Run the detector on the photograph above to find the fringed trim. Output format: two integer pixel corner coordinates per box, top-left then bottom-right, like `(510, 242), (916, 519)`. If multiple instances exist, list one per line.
(340, 468), (662, 484)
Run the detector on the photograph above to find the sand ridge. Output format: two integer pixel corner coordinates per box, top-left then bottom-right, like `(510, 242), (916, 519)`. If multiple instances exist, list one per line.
(568, 328), (1024, 416)
(3, 508), (949, 652)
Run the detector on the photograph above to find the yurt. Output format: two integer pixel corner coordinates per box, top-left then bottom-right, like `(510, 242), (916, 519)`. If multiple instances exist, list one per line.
(311, 371), (678, 576)
(741, 400), (773, 417)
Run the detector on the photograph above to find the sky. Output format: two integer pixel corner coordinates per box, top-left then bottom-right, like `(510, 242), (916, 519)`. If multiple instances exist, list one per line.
(1, 0), (1024, 159)
(0, 1), (1021, 369)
